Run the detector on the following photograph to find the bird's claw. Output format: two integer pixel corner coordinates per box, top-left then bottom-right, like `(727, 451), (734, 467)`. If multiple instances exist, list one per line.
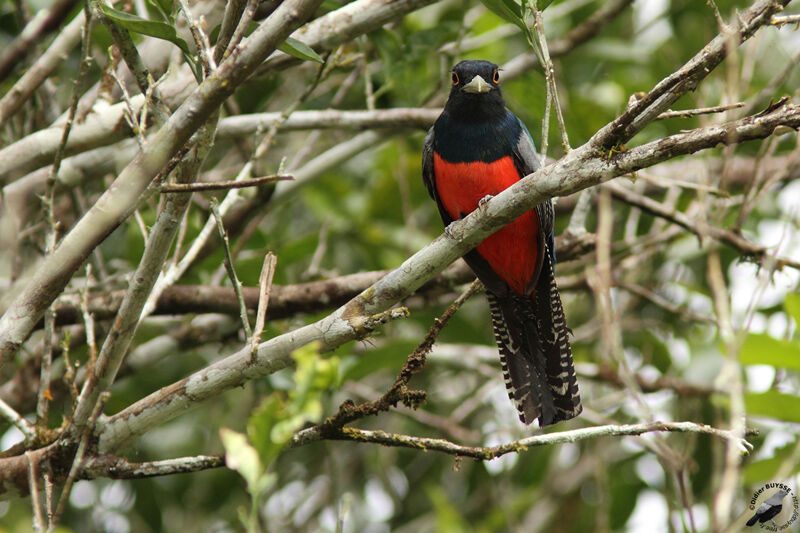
(478, 194), (494, 208)
(444, 222), (457, 239)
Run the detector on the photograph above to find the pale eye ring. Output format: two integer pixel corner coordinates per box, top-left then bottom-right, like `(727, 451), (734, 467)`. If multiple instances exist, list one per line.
(451, 71), (459, 85)
(492, 69), (500, 83)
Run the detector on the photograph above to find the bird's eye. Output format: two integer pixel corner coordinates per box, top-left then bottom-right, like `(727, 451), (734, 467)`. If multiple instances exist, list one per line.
(492, 69), (500, 84)
(451, 72), (459, 85)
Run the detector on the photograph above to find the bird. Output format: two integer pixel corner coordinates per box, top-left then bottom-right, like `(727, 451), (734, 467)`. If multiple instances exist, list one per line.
(746, 489), (790, 527)
(422, 59), (582, 426)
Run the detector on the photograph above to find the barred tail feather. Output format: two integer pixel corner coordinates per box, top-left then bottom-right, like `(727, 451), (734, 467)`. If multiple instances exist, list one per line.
(487, 255), (581, 426)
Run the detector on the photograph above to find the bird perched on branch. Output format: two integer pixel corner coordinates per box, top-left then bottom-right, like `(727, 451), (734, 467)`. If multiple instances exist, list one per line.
(746, 489), (790, 527)
(422, 60), (582, 426)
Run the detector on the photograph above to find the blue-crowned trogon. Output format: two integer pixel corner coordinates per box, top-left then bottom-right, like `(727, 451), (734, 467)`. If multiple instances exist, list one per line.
(422, 60), (582, 426)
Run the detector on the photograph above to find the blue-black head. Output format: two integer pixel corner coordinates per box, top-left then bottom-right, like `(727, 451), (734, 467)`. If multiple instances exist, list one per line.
(444, 60), (507, 122)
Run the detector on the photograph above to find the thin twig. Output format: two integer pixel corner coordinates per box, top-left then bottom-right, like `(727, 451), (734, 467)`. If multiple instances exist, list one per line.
(0, 11), (85, 128)
(160, 174), (293, 192)
(81, 265), (98, 373)
(53, 392), (110, 526)
(655, 102), (745, 119)
(35, 5), (93, 426)
(27, 451), (46, 532)
(251, 253), (277, 356)
(0, 0), (79, 83)
(614, 280), (715, 324)
(317, 280), (482, 432)
(293, 421), (757, 459)
(70, 120), (217, 431)
(604, 181), (800, 270)
(178, 0), (216, 74)
(530, 5), (571, 154)
(44, 469), (54, 529)
(94, 3), (169, 121)
(82, 454), (225, 479)
(211, 198), (252, 339)
(770, 14), (800, 26)
(227, 0), (259, 57)
(0, 397), (36, 439)
(36, 304), (55, 425)
(214, 0), (247, 63)
(148, 55), (330, 307)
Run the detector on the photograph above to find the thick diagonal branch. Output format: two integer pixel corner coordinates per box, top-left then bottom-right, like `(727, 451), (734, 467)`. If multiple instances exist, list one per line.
(0, 0), (324, 367)
(96, 103), (800, 455)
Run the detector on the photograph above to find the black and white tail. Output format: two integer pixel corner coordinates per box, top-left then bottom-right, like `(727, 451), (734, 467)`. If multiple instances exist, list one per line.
(487, 253), (582, 426)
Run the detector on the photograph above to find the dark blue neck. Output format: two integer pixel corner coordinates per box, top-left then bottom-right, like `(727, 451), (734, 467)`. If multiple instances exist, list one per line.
(433, 108), (521, 163)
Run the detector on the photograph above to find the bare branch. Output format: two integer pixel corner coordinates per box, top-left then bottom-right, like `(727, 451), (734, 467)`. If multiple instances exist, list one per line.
(50, 262), (476, 326)
(770, 14), (800, 26)
(0, 0), (79, 83)
(82, 454), (225, 479)
(0, 0), (325, 367)
(292, 421), (757, 460)
(26, 451), (46, 531)
(503, 0), (634, 78)
(592, 0), (789, 148)
(214, 0), (247, 63)
(210, 198), (252, 339)
(656, 103), (745, 120)
(0, 11), (86, 129)
(161, 174), (294, 192)
(0, 397), (36, 440)
(260, 0), (439, 71)
(251, 252), (277, 353)
(576, 362), (722, 396)
(604, 181), (800, 270)
(316, 280), (482, 431)
(95, 103), (800, 454)
(70, 119), (215, 432)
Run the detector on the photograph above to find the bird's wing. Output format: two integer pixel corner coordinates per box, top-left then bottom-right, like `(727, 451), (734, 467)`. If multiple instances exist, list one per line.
(755, 501), (773, 514)
(510, 116), (540, 177)
(510, 115), (554, 294)
(766, 491), (789, 506)
(422, 127), (453, 226)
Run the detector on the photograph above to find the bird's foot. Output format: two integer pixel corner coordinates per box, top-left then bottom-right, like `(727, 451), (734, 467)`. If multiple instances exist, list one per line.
(444, 222), (457, 239)
(478, 194), (494, 208)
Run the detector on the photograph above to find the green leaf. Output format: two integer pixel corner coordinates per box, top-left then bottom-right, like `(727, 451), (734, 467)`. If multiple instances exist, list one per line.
(536, 0), (555, 9)
(744, 442), (800, 484)
(247, 396), (288, 465)
(220, 428), (272, 495)
(427, 486), (470, 533)
(146, 0), (174, 21)
(746, 390), (800, 423)
(278, 37), (324, 64)
(784, 293), (800, 331)
(478, 0), (526, 32)
(740, 333), (800, 371)
(97, 4), (192, 57)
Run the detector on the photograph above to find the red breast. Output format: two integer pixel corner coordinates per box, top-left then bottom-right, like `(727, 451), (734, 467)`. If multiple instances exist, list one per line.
(433, 153), (539, 295)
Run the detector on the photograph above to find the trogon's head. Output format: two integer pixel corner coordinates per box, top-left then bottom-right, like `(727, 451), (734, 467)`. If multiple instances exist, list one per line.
(445, 60), (507, 121)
